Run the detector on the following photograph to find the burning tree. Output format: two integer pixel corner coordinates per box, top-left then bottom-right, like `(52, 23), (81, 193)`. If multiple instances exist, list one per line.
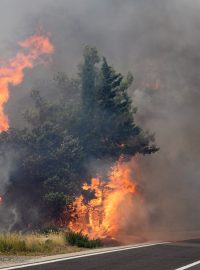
(0, 43), (158, 232)
(67, 47), (159, 240)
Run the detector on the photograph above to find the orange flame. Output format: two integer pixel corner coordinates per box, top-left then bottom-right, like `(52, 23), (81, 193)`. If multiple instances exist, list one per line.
(69, 160), (140, 240)
(0, 30), (54, 131)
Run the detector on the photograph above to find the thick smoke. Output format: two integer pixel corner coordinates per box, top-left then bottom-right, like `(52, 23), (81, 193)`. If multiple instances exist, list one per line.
(0, 150), (19, 231)
(0, 0), (200, 235)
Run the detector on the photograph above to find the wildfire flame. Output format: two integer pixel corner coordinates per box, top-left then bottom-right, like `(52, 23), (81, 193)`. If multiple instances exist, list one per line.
(69, 160), (140, 240)
(0, 30), (54, 131)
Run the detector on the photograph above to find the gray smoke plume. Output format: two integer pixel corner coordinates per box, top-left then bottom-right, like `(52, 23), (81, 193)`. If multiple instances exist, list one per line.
(0, 152), (13, 195)
(0, 0), (200, 236)
(0, 150), (20, 231)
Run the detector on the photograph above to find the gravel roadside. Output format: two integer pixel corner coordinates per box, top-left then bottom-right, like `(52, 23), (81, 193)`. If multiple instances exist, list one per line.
(0, 256), (42, 268)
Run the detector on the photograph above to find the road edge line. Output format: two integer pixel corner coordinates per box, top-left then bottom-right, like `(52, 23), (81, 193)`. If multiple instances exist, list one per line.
(0, 242), (168, 270)
(175, 260), (200, 270)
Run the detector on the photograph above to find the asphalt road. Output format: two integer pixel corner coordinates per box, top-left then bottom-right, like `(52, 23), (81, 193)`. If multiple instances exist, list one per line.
(2, 240), (200, 270)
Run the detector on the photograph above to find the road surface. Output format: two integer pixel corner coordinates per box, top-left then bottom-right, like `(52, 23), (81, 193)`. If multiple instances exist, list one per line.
(1, 239), (200, 270)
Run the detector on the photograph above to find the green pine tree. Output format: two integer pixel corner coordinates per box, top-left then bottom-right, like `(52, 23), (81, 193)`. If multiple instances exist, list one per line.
(81, 46), (99, 115)
(95, 57), (158, 158)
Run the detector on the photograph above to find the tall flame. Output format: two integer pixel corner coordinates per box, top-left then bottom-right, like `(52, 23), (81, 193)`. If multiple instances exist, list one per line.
(69, 160), (140, 240)
(0, 30), (54, 131)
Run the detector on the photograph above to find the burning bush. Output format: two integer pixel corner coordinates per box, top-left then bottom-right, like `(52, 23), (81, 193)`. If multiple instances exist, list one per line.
(69, 161), (139, 240)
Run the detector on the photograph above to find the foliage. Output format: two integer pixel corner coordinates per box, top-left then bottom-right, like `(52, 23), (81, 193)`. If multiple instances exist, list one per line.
(0, 234), (26, 253)
(0, 232), (84, 255)
(81, 46), (100, 114)
(0, 46), (158, 229)
(65, 231), (102, 248)
(78, 50), (158, 160)
(0, 233), (53, 254)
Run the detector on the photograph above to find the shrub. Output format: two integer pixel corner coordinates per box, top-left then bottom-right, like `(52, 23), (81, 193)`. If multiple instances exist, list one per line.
(65, 231), (102, 248)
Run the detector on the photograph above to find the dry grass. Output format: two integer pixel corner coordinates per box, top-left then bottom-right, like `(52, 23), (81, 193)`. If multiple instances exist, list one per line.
(0, 232), (84, 255)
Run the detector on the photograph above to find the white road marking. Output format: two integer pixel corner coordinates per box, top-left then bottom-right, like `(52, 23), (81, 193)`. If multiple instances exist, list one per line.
(0, 242), (167, 270)
(175, 260), (200, 270)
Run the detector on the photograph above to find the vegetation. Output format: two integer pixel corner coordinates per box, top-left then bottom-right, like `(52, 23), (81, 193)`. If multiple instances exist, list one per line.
(65, 231), (102, 248)
(0, 232), (84, 255)
(0, 46), (158, 229)
(0, 231), (102, 255)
